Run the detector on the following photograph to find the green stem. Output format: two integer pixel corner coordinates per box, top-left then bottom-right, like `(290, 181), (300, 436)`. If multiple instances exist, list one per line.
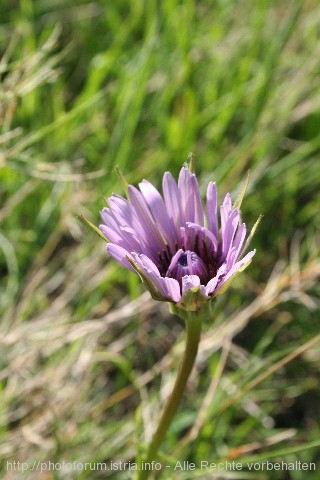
(137, 311), (202, 480)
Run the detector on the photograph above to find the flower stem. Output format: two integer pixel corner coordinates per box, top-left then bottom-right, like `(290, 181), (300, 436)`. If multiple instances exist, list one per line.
(137, 310), (202, 480)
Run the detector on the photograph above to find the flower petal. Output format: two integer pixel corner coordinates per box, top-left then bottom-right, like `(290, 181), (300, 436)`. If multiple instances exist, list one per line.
(106, 244), (136, 272)
(225, 249), (256, 280)
(139, 179), (176, 253)
(215, 249), (256, 296)
(221, 208), (240, 262)
(178, 166), (204, 225)
(205, 263), (227, 296)
(100, 207), (145, 253)
(184, 223), (218, 257)
(220, 193), (233, 236)
(228, 222), (247, 266)
(181, 275), (206, 297)
(131, 253), (181, 302)
(128, 185), (167, 254)
(163, 171), (184, 238)
(179, 277), (209, 311)
(206, 182), (218, 239)
(100, 208), (128, 244)
(190, 175), (204, 226)
(107, 194), (135, 225)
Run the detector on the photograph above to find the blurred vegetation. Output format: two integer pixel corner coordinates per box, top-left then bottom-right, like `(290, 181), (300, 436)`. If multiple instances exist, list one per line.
(1, 0), (320, 479)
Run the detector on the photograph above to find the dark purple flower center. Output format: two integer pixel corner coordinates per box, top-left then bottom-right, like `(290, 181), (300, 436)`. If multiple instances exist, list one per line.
(177, 252), (189, 267)
(166, 249), (209, 285)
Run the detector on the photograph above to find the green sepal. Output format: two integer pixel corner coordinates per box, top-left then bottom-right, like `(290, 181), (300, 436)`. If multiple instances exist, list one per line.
(240, 214), (262, 257)
(170, 287), (216, 321)
(186, 152), (196, 173)
(177, 285), (209, 312)
(234, 170), (250, 210)
(115, 165), (129, 198)
(78, 214), (109, 241)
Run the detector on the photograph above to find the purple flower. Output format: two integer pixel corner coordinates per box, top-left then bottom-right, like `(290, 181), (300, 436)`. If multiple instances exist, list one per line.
(99, 165), (255, 311)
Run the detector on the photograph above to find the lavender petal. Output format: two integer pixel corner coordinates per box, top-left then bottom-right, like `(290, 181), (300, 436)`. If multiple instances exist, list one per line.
(139, 179), (176, 252)
(206, 182), (218, 239)
(132, 253), (181, 302)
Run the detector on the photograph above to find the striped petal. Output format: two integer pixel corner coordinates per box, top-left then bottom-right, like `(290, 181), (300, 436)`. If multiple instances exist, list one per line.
(131, 253), (181, 302)
(139, 179), (176, 253)
(205, 264), (227, 296)
(163, 171), (184, 238)
(128, 185), (167, 254)
(220, 193), (233, 236)
(182, 275), (206, 297)
(214, 250), (256, 296)
(178, 166), (204, 225)
(206, 182), (218, 239)
(106, 244), (136, 272)
(221, 208), (240, 262)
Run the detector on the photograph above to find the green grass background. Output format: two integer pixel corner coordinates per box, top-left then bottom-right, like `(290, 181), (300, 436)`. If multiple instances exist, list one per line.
(1, 0), (320, 479)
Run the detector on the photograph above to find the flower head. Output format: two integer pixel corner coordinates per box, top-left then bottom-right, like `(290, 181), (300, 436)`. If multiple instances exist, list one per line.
(99, 164), (255, 311)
